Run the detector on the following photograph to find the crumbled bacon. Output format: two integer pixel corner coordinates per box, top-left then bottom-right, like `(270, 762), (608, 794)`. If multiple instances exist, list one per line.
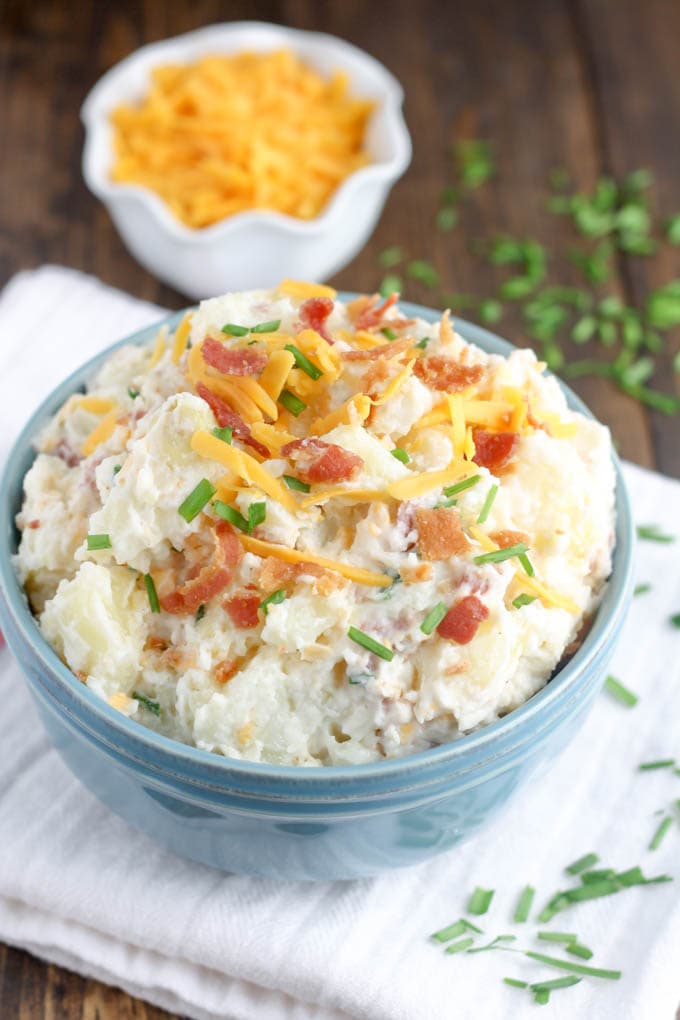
(489, 529), (530, 549)
(258, 556), (326, 595)
(354, 292), (399, 331)
(53, 440), (80, 468)
(160, 521), (242, 615)
(281, 437), (363, 484)
(413, 356), (484, 392)
(472, 430), (519, 474)
(224, 591), (261, 629)
(28, 519), (41, 529)
(215, 659), (238, 685)
(415, 508), (469, 561)
(201, 337), (267, 376)
(298, 297), (334, 342)
(342, 337), (414, 362)
(196, 382), (270, 458)
(437, 595), (489, 644)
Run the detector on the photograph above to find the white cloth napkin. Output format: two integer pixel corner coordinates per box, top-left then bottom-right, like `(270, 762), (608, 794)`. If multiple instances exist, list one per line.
(1, 266), (679, 1020)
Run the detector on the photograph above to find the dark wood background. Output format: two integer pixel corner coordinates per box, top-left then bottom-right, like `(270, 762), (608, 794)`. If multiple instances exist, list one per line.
(1, 0), (679, 1016)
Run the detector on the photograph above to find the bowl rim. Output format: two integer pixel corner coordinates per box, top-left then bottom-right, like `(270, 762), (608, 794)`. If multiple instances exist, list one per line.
(0, 297), (634, 783)
(80, 20), (413, 242)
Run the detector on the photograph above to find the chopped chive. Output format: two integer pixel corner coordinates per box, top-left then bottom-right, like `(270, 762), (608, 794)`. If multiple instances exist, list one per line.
(467, 887), (494, 916)
(247, 502), (266, 533)
(443, 474), (481, 498)
(649, 815), (674, 852)
(348, 626), (394, 662)
(407, 259), (440, 288)
(518, 551), (535, 576)
(421, 602), (448, 635)
(378, 245), (403, 268)
(537, 931), (578, 944)
(566, 942), (594, 961)
(144, 573), (160, 613)
(381, 326), (398, 340)
(634, 583), (651, 596)
(178, 478), (216, 522)
(639, 759), (676, 771)
(670, 613), (680, 628)
(580, 868), (617, 884)
(476, 484), (498, 524)
(127, 386), (140, 399)
(534, 988), (550, 1005)
(525, 951), (621, 981)
(531, 976), (582, 993)
(565, 852), (599, 875)
(86, 533), (112, 550)
(444, 936), (475, 954)
(467, 934), (516, 954)
(132, 691), (161, 716)
(436, 206), (458, 232)
(348, 672), (373, 685)
(212, 426), (233, 443)
(512, 594), (536, 609)
(379, 273), (402, 297)
(615, 866), (672, 886)
(195, 604), (206, 623)
(636, 524), (675, 543)
(514, 885), (535, 923)
(430, 918), (483, 943)
(390, 447), (410, 464)
(415, 335), (431, 350)
(221, 323), (249, 336)
(251, 319), (281, 334)
(604, 674), (638, 707)
(283, 474), (311, 493)
(259, 588), (286, 616)
(503, 978), (528, 989)
(213, 500), (249, 533)
(113, 464), (121, 475)
(473, 542), (528, 566)
(279, 389), (307, 416)
(284, 343), (323, 380)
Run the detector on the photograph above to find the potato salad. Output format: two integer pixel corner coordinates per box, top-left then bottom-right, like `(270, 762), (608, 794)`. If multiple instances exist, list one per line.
(14, 281), (616, 765)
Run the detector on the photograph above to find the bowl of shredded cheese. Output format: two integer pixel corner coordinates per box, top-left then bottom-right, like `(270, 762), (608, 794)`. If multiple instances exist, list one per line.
(81, 22), (411, 298)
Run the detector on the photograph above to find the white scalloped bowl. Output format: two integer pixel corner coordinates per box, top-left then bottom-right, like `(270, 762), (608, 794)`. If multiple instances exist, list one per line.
(81, 22), (412, 299)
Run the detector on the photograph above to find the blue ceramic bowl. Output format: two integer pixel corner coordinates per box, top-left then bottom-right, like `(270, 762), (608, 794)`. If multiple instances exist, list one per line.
(0, 300), (634, 880)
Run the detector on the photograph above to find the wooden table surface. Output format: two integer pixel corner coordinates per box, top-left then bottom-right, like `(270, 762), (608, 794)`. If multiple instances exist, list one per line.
(1, 0), (679, 1016)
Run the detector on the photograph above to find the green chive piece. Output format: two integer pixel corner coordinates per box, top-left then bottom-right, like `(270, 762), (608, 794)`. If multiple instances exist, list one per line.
(467, 935), (517, 954)
(378, 246), (403, 268)
(531, 976), (582, 993)
(348, 626), (394, 662)
(503, 978), (528, 989)
(195, 604), (206, 623)
(580, 868), (617, 884)
(634, 583), (651, 596)
(279, 389), (307, 416)
(379, 273), (402, 297)
(636, 524), (675, 543)
(604, 675), (638, 707)
(616, 866), (672, 887)
(534, 988), (550, 1005)
(415, 336), (431, 350)
(178, 478), (216, 523)
(87, 533), (112, 550)
(513, 885), (535, 923)
(436, 206), (458, 232)
(284, 343), (323, 380)
(476, 484), (498, 524)
(565, 852), (599, 875)
(670, 613), (680, 628)
(144, 573), (160, 613)
(639, 759), (676, 771)
(443, 474), (481, 498)
(525, 951), (621, 981)
(391, 447), (410, 464)
(221, 323), (249, 336)
(445, 936), (475, 954)
(381, 327), (398, 340)
(537, 931), (578, 944)
(212, 426), (233, 443)
(113, 465), (122, 475)
(127, 386), (140, 399)
(283, 474), (311, 493)
(407, 259), (440, 288)
(132, 691), (161, 716)
(430, 918), (483, 943)
(259, 588), (286, 616)
(467, 887), (494, 916)
(566, 942), (594, 961)
(518, 551), (535, 576)
(247, 502), (266, 533)
(473, 542), (528, 566)
(421, 602), (448, 636)
(213, 500), (249, 533)
(512, 594), (536, 609)
(251, 319), (281, 334)
(649, 815), (674, 852)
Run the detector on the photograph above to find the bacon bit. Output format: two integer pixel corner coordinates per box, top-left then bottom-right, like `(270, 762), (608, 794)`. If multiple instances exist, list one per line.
(159, 647), (196, 670)
(196, 382), (270, 458)
(224, 591), (261, 629)
(201, 337), (267, 376)
(416, 508), (469, 561)
(75, 669), (87, 683)
(53, 440), (81, 468)
(28, 519), (40, 529)
(281, 437), (363, 484)
(145, 635), (169, 652)
(472, 429), (519, 474)
(439, 309), (455, 346)
(400, 562), (433, 583)
(160, 521), (242, 615)
(490, 528), (530, 549)
(215, 659), (238, 685)
(413, 356), (484, 392)
(258, 556), (324, 594)
(437, 595), (489, 644)
(298, 297), (334, 342)
(354, 292), (399, 331)
(342, 336), (413, 362)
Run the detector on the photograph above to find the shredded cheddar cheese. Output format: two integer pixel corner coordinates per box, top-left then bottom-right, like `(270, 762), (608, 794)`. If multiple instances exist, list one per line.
(76, 396), (116, 414)
(258, 349), (296, 401)
(191, 430), (297, 513)
(278, 280), (337, 300)
(300, 487), (391, 509)
(82, 409), (118, 457)
(171, 313), (192, 365)
(387, 462), (473, 500)
(309, 395), (371, 435)
(239, 535), (393, 587)
(370, 359), (416, 406)
(148, 328), (167, 369)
